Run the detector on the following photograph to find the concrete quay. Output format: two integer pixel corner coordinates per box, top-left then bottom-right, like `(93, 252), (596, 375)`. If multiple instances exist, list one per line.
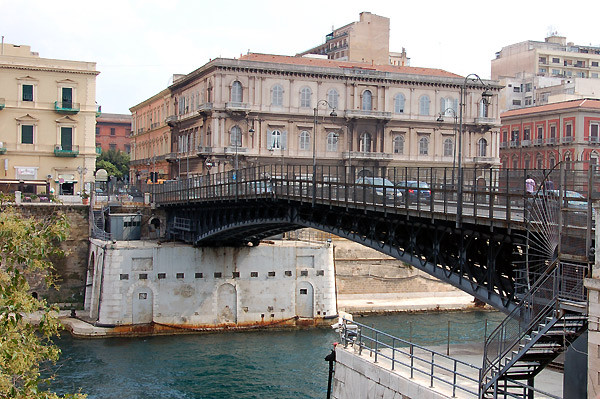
(337, 291), (478, 314)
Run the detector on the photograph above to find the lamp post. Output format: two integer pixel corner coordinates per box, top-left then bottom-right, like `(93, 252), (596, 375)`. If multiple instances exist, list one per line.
(313, 100), (337, 206)
(456, 73), (493, 226)
(76, 165), (87, 195)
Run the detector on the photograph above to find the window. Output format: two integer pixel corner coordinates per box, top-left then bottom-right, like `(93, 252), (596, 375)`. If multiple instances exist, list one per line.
(300, 87), (311, 108)
(513, 86), (521, 93)
(327, 89), (339, 110)
(109, 143), (117, 151)
(552, 69), (561, 76)
(299, 130), (310, 151)
(537, 155), (543, 169)
(359, 132), (371, 152)
(539, 68), (547, 74)
(523, 128), (530, 141)
(443, 138), (453, 157)
(418, 136), (429, 155)
(593, 61), (599, 67)
(60, 127), (73, 151)
(512, 157), (519, 170)
(326, 132), (338, 152)
(477, 138), (487, 157)
(591, 123), (599, 142)
(549, 156), (556, 169)
(394, 93), (405, 114)
(539, 57), (547, 64)
(362, 90), (372, 111)
(110, 127), (115, 136)
(552, 57), (560, 63)
(125, 144), (131, 153)
(393, 135), (404, 154)
(231, 81), (243, 102)
(479, 99), (489, 117)
(440, 97), (458, 116)
(96, 127), (100, 136)
(566, 123), (572, 138)
(524, 156), (530, 169)
(61, 87), (73, 108)
(22, 84), (33, 101)
(537, 126), (543, 141)
(272, 84), (283, 106)
(230, 125), (242, 147)
(21, 125), (34, 144)
(270, 130), (282, 149)
(512, 99), (522, 106)
(419, 95), (430, 115)
(525, 83), (532, 92)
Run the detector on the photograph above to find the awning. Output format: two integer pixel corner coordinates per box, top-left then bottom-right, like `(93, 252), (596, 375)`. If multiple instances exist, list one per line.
(0, 179), (48, 186)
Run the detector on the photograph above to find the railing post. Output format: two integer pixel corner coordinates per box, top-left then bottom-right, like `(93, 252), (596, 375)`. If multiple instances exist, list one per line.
(430, 352), (435, 387)
(410, 343), (414, 378)
(391, 337), (395, 371)
(452, 360), (457, 397)
(374, 330), (378, 363)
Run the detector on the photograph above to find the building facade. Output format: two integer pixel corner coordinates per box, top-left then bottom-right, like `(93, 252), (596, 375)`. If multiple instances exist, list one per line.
(499, 99), (600, 170)
(129, 89), (172, 183)
(130, 53), (501, 182)
(96, 113), (132, 154)
(493, 35), (600, 112)
(297, 12), (410, 66)
(0, 43), (98, 195)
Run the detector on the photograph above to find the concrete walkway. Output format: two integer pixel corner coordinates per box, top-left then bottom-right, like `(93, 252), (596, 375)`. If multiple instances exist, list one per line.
(337, 291), (478, 314)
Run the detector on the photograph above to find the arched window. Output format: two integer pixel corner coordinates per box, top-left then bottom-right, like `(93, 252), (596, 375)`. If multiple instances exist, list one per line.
(327, 132), (339, 152)
(524, 155), (531, 169)
(270, 130), (282, 149)
(393, 135), (404, 154)
(512, 156), (519, 170)
(230, 125), (242, 147)
(231, 81), (243, 103)
(419, 95), (430, 115)
(300, 87), (312, 108)
(360, 132), (371, 152)
(272, 84), (283, 106)
(477, 138), (487, 157)
(362, 90), (372, 111)
(327, 89), (339, 110)
(549, 155), (556, 169)
(440, 97), (458, 116)
(536, 154), (544, 169)
(394, 93), (405, 114)
(299, 130), (310, 151)
(444, 138), (454, 157)
(419, 136), (429, 155)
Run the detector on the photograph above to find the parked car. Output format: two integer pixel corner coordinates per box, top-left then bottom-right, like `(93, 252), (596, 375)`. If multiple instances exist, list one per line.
(397, 181), (431, 203)
(354, 177), (403, 204)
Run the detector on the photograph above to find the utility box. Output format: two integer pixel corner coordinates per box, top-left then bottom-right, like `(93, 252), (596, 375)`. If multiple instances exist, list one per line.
(109, 213), (142, 240)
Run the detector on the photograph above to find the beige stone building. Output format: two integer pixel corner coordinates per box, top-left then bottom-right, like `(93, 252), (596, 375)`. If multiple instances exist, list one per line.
(130, 53), (501, 181)
(297, 12), (410, 66)
(492, 35), (600, 112)
(0, 43), (98, 196)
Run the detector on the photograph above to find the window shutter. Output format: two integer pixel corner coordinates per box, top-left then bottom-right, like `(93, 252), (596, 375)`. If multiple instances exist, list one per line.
(282, 131), (288, 150)
(440, 97), (445, 114)
(267, 129), (272, 150)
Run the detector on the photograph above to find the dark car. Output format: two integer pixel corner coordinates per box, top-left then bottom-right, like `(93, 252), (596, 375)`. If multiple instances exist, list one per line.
(397, 181), (431, 203)
(354, 177), (403, 204)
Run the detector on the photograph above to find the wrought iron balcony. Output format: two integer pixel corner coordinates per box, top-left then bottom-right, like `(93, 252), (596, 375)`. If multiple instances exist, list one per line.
(54, 144), (79, 157)
(225, 102), (250, 112)
(342, 151), (393, 161)
(0, 98), (5, 110)
(345, 110), (392, 120)
(54, 101), (80, 114)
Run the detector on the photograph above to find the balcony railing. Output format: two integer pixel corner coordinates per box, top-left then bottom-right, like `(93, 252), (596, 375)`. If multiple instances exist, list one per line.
(224, 146), (248, 154)
(0, 98), (5, 110)
(499, 142), (507, 149)
(509, 141), (519, 148)
(197, 146), (213, 155)
(546, 137), (556, 145)
(474, 116), (496, 125)
(198, 102), (213, 114)
(54, 144), (79, 157)
(225, 102), (250, 112)
(521, 139), (531, 147)
(534, 138), (543, 146)
(473, 156), (498, 164)
(589, 136), (599, 144)
(562, 136), (574, 144)
(165, 115), (178, 126)
(342, 151), (393, 161)
(54, 101), (80, 114)
(345, 109), (392, 120)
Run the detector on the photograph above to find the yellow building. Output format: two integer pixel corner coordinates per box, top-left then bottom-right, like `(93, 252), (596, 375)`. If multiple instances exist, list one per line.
(0, 43), (98, 197)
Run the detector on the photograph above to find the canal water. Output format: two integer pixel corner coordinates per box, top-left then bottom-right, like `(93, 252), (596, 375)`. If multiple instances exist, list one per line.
(48, 310), (505, 399)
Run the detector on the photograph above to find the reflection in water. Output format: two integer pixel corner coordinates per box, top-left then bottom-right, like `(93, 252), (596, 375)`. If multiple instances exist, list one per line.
(48, 311), (503, 399)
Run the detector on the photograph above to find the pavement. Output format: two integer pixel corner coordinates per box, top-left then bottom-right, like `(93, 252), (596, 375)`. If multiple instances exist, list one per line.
(337, 291), (479, 314)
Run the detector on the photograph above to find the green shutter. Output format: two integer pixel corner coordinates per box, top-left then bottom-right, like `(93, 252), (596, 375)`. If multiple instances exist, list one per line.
(61, 127), (73, 151)
(21, 125), (34, 144)
(22, 85), (33, 101)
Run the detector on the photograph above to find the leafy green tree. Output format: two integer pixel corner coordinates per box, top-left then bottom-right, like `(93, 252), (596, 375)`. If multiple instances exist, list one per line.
(0, 199), (85, 398)
(96, 149), (129, 179)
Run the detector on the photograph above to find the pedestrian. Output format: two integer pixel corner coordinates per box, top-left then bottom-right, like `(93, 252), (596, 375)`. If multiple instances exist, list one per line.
(525, 175), (536, 195)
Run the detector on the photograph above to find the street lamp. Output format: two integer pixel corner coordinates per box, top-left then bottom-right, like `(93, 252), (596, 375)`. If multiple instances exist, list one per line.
(313, 100), (337, 206)
(456, 73), (493, 226)
(76, 165), (87, 195)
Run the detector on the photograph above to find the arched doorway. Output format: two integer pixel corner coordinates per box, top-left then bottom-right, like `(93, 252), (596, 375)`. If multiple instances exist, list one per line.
(217, 283), (237, 324)
(132, 287), (153, 324)
(296, 282), (314, 318)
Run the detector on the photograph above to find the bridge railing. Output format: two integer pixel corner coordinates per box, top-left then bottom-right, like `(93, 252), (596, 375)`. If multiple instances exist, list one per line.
(339, 318), (482, 398)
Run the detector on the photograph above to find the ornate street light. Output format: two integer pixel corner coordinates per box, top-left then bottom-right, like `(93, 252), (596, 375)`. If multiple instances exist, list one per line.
(456, 74), (493, 226)
(313, 100), (337, 206)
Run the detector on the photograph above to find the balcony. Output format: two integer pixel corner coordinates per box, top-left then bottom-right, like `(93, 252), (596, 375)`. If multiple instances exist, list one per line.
(54, 144), (79, 157)
(0, 98), (5, 110)
(474, 117), (496, 126)
(509, 141), (519, 148)
(473, 156), (498, 164)
(521, 140), (531, 147)
(197, 146), (213, 155)
(561, 136), (574, 144)
(198, 102), (213, 115)
(224, 146), (248, 154)
(499, 142), (507, 149)
(345, 110), (392, 120)
(225, 102), (250, 112)
(165, 115), (178, 126)
(589, 136), (600, 144)
(546, 137), (557, 145)
(342, 151), (393, 161)
(54, 101), (80, 114)
(534, 138), (543, 146)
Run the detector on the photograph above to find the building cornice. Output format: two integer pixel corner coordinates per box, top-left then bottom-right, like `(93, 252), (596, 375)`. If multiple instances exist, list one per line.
(0, 63), (99, 76)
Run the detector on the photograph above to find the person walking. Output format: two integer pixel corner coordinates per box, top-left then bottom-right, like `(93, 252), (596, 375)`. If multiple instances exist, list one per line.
(526, 175), (536, 195)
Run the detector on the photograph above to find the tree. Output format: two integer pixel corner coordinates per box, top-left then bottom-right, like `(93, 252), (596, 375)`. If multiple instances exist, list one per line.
(96, 149), (129, 179)
(0, 198), (85, 398)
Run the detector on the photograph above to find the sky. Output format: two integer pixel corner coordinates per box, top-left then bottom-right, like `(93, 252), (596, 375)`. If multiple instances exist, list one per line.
(2, 0), (598, 115)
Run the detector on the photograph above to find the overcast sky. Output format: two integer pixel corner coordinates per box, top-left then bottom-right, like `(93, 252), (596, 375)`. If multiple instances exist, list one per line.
(2, 0), (598, 114)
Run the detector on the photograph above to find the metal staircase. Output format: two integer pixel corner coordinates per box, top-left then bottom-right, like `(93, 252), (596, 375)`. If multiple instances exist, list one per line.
(480, 261), (588, 398)
(91, 206), (112, 240)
